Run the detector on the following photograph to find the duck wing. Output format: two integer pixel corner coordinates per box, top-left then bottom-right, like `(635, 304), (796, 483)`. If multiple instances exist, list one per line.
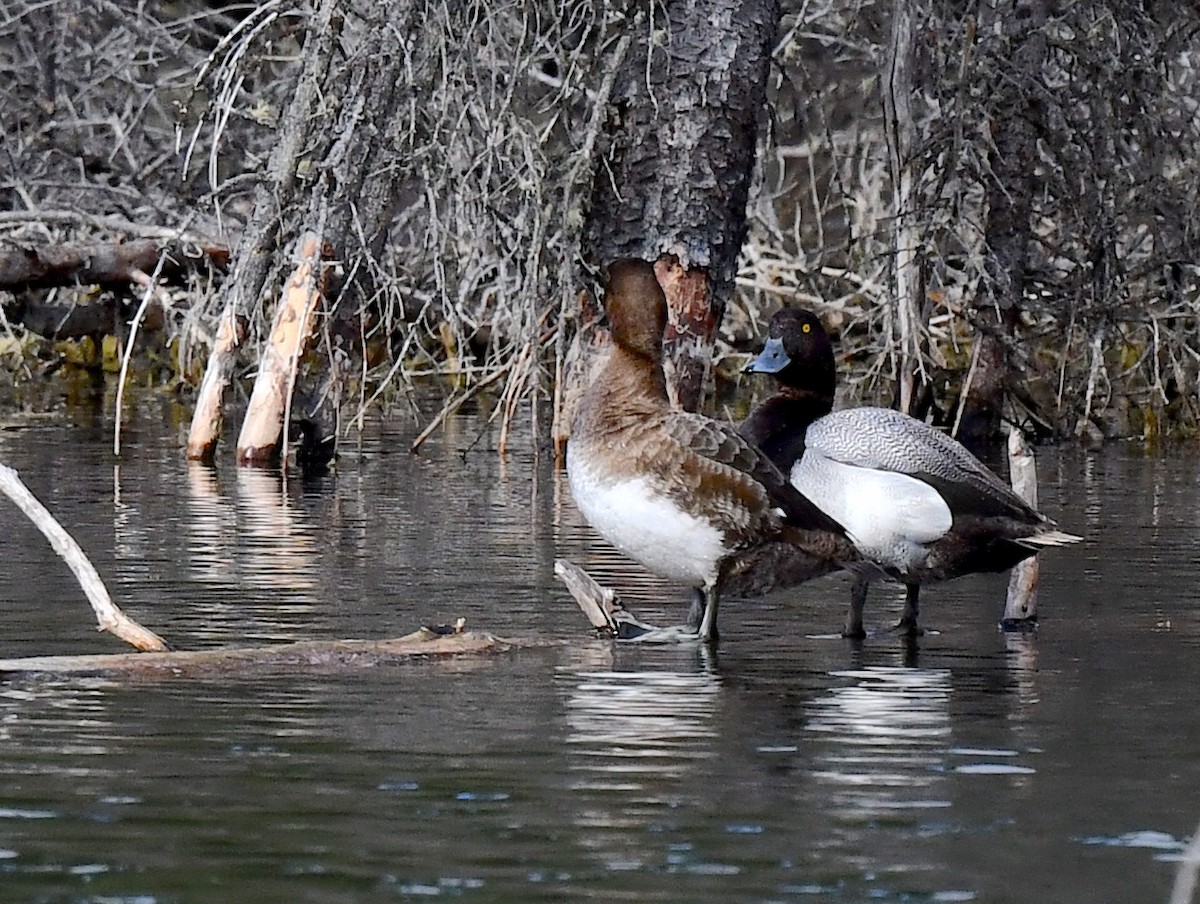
(662, 411), (847, 536)
(803, 408), (1042, 523)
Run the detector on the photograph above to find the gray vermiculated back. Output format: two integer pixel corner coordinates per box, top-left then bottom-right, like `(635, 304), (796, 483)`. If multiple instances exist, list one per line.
(804, 408), (1036, 519)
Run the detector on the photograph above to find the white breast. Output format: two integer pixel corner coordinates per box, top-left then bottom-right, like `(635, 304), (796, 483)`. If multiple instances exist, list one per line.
(567, 454), (724, 588)
(790, 452), (952, 576)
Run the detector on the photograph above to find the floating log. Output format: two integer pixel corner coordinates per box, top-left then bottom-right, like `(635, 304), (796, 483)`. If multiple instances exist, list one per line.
(0, 463), (169, 652)
(236, 231), (328, 465)
(1002, 427), (1040, 630)
(0, 629), (554, 678)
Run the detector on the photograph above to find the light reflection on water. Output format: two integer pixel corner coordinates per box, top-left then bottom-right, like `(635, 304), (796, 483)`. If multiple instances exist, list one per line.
(806, 666), (952, 814)
(0, 404), (1199, 902)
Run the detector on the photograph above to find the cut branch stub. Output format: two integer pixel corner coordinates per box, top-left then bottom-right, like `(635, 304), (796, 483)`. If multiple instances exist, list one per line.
(236, 232), (329, 465)
(185, 306), (248, 462)
(1002, 428), (1040, 628)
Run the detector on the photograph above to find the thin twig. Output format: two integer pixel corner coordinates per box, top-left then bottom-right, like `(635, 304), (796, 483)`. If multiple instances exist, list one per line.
(115, 261), (170, 456)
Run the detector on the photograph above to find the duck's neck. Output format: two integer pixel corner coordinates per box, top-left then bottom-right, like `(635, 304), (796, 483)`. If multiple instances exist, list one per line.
(774, 382), (835, 416)
(604, 346), (669, 407)
(740, 388), (834, 473)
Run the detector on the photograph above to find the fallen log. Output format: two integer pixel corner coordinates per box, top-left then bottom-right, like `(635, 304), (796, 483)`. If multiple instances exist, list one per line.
(0, 628), (555, 678)
(0, 239), (230, 291)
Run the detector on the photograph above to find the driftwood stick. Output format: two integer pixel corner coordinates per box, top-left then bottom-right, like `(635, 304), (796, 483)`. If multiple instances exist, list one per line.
(0, 239), (230, 291)
(0, 464), (170, 652)
(555, 559), (618, 631)
(1002, 428), (1039, 629)
(553, 559), (697, 642)
(0, 629), (554, 678)
(236, 232), (327, 464)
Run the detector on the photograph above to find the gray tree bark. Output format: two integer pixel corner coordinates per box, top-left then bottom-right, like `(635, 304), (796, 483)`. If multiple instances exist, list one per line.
(187, 0), (416, 463)
(961, 0), (1048, 445)
(585, 0), (780, 412)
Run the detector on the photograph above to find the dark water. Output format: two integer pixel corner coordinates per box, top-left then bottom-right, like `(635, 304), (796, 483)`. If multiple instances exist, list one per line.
(1, 395), (1199, 903)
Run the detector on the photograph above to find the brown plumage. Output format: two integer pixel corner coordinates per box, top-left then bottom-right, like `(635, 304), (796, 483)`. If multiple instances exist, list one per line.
(567, 259), (855, 642)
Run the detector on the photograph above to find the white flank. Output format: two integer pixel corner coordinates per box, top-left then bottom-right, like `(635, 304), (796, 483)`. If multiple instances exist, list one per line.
(792, 452), (953, 574)
(567, 457), (723, 587)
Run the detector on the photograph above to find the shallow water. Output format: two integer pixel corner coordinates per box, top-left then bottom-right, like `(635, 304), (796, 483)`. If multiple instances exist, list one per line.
(1, 395), (1199, 903)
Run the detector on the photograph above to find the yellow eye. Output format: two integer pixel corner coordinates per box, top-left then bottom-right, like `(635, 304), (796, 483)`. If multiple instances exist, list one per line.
(802, 323), (811, 333)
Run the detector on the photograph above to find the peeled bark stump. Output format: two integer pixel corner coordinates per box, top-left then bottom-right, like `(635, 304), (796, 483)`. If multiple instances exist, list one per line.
(883, 0), (927, 414)
(1002, 428), (1040, 630)
(186, 305), (247, 462)
(236, 233), (327, 465)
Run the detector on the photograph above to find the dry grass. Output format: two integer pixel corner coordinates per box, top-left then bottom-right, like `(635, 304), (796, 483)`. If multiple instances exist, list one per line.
(2, 0), (1200, 443)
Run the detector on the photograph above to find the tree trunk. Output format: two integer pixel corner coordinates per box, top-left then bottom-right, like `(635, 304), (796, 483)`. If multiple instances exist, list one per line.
(585, 0), (780, 412)
(961, 0), (1047, 445)
(883, 0), (926, 415)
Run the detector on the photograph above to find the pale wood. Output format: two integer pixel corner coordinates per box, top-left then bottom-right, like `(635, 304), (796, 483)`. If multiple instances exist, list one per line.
(1169, 817), (1200, 904)
(0, 464), (170, 652)
(185, 301), (246, 462)
(236, 232), (326, 464)
(553, 559), (697, 643)
(0, 630), (553, 678)
(1002, 428), (1040, 625)
(656, 256), (714, 413)
(114, 267), (169, 457)
(555, 559), (617, 631)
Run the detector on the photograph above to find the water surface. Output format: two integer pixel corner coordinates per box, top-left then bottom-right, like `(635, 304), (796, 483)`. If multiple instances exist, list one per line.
(0, 396), (1198, 903)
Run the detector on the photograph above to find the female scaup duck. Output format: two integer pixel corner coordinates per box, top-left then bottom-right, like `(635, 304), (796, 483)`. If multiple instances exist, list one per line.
(567, 261), (854, 643)
(741, 308), (1081, 638)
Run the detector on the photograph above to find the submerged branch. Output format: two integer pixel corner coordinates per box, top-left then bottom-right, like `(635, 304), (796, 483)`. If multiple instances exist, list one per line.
(0, 628), (555, 679)
(0, 464), (170, 652)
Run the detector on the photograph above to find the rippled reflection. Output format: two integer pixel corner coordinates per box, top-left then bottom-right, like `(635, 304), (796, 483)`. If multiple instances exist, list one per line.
(182, 464), (321, 592)
(806, 666), (952, 818)
(564, 667), (720, 791)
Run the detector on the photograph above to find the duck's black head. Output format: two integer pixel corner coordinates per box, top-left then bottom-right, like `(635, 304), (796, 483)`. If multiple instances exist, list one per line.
(744, 308), (836, 403)
(604, 259), (667, 362)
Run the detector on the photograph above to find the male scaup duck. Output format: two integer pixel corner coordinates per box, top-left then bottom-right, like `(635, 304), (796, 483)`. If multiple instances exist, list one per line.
(567, 261), (854, 643)
(741, 308), (1082, 638)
